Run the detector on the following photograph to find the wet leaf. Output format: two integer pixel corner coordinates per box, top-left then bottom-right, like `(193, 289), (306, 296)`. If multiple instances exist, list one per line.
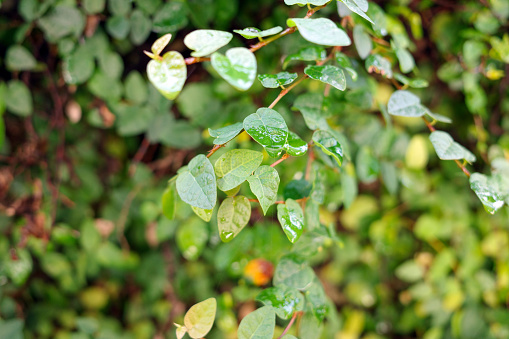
(257, 72), (297, 88)
(176, 155), (217, 210)
(147, 51), (187, 100)
(209, 122), (244, 145)
(256, 285), (304, 319)
(429, 131), (476, 163)
(244, 108), (289, 157)
(387, 90), (429, 117)
(283, 46), (327, 69)
(470, 173), (506, 215)
(247, 166), (280, 215)
(192, 206), (213, 222)
(217, 196), (251, 242)
(211, 47), (257, 91)
(312, 130), (343, 167)
(234, 26), (283, 39)
(277, 199), (305, 243)
(284, 131), (308, 156)
(287, 18), (351, 46)
(305, 65), (346, 91)
(339, 0), (373, 24)
(215, 149), (264, 191)
(366, 54), (393, 78)
(184, 29), (233, 57)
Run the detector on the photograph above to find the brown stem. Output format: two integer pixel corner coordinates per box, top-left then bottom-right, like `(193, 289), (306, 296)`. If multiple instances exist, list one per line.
(269, 75), (308, 109)
(185, 56), (211, 65)
(129, 137), (151, 176)
(278, 311), (301, 339)
(270, 153), (290, 167)
(207, 144), (225, 158)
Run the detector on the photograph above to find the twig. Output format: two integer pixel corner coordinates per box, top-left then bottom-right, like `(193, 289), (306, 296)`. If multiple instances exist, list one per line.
(207, 144), (225, 158)
(277, 311), (302, 339)
(270, 153), (290, 167)
(269, 76), (308, 109)
(129, 137), (151, 176)
(116, 186), (142, 252)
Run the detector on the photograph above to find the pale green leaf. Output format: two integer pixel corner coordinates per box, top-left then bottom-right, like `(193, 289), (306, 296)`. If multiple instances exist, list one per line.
(244, 108), (289, 157)
(211, 47), (257, 91)
(192, 206), (213, 222)
(209, 122), (244, 145)
(147, 51), (187, 100)
(151, 33), (172, 56)
(184, 298), (217, 338)
(340, 0), (374, 24)
(176, 218), (209, 261)
(366, 54), (393, 78)
(215, 149), (264, 191)
(470, 173), (506, 215)
(304, 65), (346, 91)
(176, 155), (217, 210)
(6, 45), (37, 71)
(283, 46), (327, 69)
(162, 181), (177, 220)
(217, 196), (251, 242)
(234, 26), (283, 39)
(247, 166), (280, 215)
(257, 72), (297, 88)
(184, 30), (233, 57)
(287, 18), (351, 46)
(274, 255), (315, 290)
(353, 25), (372, 59)
(277, 199), (305, 243)
(426, 111), (452, 124)
(429, 131), (476, 163)
(387, 90), (429, 117)
(395, 47), (415, 73)
(312, 130), (343, 167)
(237, 306), (276, 339)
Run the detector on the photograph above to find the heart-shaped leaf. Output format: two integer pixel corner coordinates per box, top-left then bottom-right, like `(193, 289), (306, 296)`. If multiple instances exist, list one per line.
(244, 108), (289, 157)
(283, 46), (327, 69)
(215, 149), (264, 191)
(211, 47), (257, 91)
(277, 199), (305, 243)
(176, 155), (217, 210)
(256, 285), (305, 320)
(247, 166), (280, 215)
(208, 122), (244, 145)
(184, 29), (233, 57)
(366, 54), (393, 78)
(387, 90), (429, 117)
(217, 196), (251, 242)
(234, 26), (283, 39)
(151, 33), (172, 56)
(429, 131), (476, 163)
(238, 306), (276, 339)
(340, 0), (374, 24)
(184, 298), (217, 339)
(470, 173), (506, 215)
(147, 51), (186, 100)
(258, 72), (298, 88)
(312, 130), (343, 167)
(287, 18), (351, 46)
(304, 65), (346, 91)
(285, 131), (308, 156)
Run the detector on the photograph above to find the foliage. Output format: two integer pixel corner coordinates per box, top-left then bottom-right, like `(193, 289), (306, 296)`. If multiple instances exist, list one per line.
(0, 0), (509, 339)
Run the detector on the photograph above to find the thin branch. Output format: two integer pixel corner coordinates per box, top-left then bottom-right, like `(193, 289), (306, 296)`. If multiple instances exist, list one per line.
(129, 137), (151, 176)
(269, 75), (308, 109)
(277, 311), (301, 339)
(270, 153), (290, 167)
(207, 144), (225, 158)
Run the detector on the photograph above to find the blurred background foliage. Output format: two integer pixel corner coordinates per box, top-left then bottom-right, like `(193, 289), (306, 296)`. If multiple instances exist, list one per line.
(0, 0), (509, 338)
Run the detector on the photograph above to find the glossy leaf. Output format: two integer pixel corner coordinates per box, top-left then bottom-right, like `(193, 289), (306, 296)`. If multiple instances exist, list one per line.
(285, 131), (308, 156)
(217, 196), (251, 242)
(162, 181), (177, 220)
(287, 18), (351, 46)
(147, 51), (187, 100)
(211, 47), (257, 91)
(312, 130), (343, 167)
(256, 285), (304, 319)
(366, 54), (393, 78)
(244, 108), (289, 157)
(247, 166), (280, 215)
(234, 26), (283, 39)
(192, 206), (213, 222)
(387, 90), (429, 117)
(353, 25), (372, 59)
(176, 155), (217, 210)
(257, 72), (297, 88)
(305, 277), (329, 321)
(429, 131), (476, 163)
(184, 30), (233, 57)
(340, 0), (374, 24)
(151, 33), (172, 56)
(184, 298), (217, 338)
(283, 46), (327, 69)
(470, 173), (506, 215)
(215, 149), (264, 191)
(237, 306), (276, 339)
(209, 122), (244, 145)
(277, 199), (305, 243)
(274, 255), (315, 290)
(304, 65), (346, 91)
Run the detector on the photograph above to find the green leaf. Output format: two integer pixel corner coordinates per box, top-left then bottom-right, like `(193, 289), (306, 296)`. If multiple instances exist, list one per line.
(353, 25), (372, 59)
(234, 26), (283, 39)
(237, 306), (276, 339)
(244, 108), (289, 157)
(152, 2), (188, 33)
(151, 33), (173, 56)
(217, 196), (251, 242)
(395, 260), (424, 282)
(292, 93), (327, 130)
(98, 51), (124, 79)
(257, 72), (298, 88)
(335, 52), (358, 80)
(5, 249), (32, 285)
(176, 154), (217, 210)
(162, 181), (177, 220)
(356, 146), (379, 184)
(108, 0), (131, 16)
(247, 166), (280, 215)
(340, 0), (374, 24)
(395, 47), (415, 73)
(130, 9), (152, 45)
(304, 65), (346, 91)
(106, 15), (130, 40)
(429, 131), (476, 163)
(176, 218), (209, 261)
(285, 0), (330, 5)
(192, 206), (213, 222)
(63, 49), (95, 85)
(215, 149), (263, 191)
(274, 255), (315, 290)
(83, 0), (106, 14)
(6, 45), (37, 71)
(256, 285), (304, 320)
(305, 277), (329, 321)
(211, 47), (257, 91)
(184, 30), (233, 57)
(288, 18), (351, 46)
(184, 298), (217, 338)
(470, 173), (506, 215)
(426, 111), (452, 124)
(283, 46), (327, 69)
(125, 71), (148, 104)
(147, 51), (187, 100)
(387, 90), (429, 117)
(394, 74), (429, 89)
(88, 72), (122, 101)
(277, 199), (305, 243)
(284, 180), (312, 200)
(134, 0), (161, 15)
(6, 80), (33, 117)
(285, 131), (308, 156)
(366, 54), (393, 78)
(37, 5), (85, 42)
(0, 319), (24, 339)
(312, 130), (343, 167)
(209, 123), (244, 145)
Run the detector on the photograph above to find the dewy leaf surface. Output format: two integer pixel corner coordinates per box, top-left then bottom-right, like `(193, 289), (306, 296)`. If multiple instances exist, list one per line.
(184, 29), (233, 57)
(387, 90), (429, 117)
(234, 26), (283, 39)
(217, 196), (251, 242)
(208, 122), (244, 145)
(244, 108), (289, 157)
(147, 51), (186, 100)
(312, 130), (343, 167)
(274, 255), (315, 290)
(215, 149), (263, 191)
(304, 65), (346, 91)
(237, 306), (276, 339)
(191, 206), (213, 222)
(247, 166), (280, 215)
(211, 47), (257, 91)
(340, 0), (374, 23)
(429, 131), (476, 163)
(176, 154), (217, 209)
(277, 199), (305, 243)
(184, 298), (217, 338)
(283, 46), (327, 69)
(285, 131), (308, 156)
(257, 72), (297, 88)
(288, 18), (351, 46)
(255, 285), (304, 320)
(470, 173), (506, 215)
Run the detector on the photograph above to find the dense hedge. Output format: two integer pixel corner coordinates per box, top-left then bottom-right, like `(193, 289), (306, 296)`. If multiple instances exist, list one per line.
(0, 0), (509, 338)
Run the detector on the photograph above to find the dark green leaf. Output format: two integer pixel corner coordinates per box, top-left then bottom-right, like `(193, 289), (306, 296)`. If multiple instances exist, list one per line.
(285, 131), (308, 156)
(130, 9), (152, 45)
(256, 285), (304, 319)
(106, 15), (130, 40)
(304, 65), (346, 91)
(37, 5), (85, 42)
(283, 46), (327, 69)
(152, 2), (188, 33)
(6, 45), (37, 71)
(283, 180), (312, 200)
(244, 108), (289, 157)
(312, 130), (343, 167)
(6, 80), (33, 117)
(277, 199), (305, 243)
